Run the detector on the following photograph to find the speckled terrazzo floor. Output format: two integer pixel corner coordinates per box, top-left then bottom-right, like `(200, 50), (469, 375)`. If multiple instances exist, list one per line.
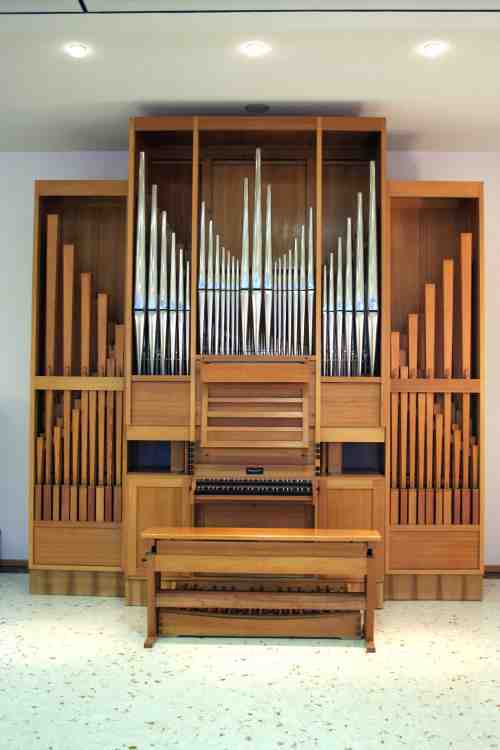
(1, 575), (499, 750)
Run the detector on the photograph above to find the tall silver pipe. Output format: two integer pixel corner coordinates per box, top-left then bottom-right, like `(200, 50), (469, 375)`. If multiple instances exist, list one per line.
(367, 160), (379, 376)
(147, 184), (158, 374)
(307, 206), (315, 355)
(220, 248), (226, 355)
(293, 237), (299, 356)
(287, 250), (293, 356)
(328, 251), (335, 377)
(263, 184), (273, 355)
(236, 259), (241, 355)
(159, 210), (168, 375)
(282, 255), (287, 356)
(206, 220), (214, 355)
(322, 264), (327, 376)
(134, 312), (145, 376)
(230, 257), (236, 355)
(214, 234), (221, 355)
(299, 224), (306, 356)
(335, 242), (343, 376)
(134, 151), (147, 373)
(186, 259), (191, 375)
(225, 251), (231, 356)
(344, 217), (354, 377)
(275, 258), (283, 355)
(252, 149), (263, 354)
(272, 260), (278, 355)
(169, 233), (177, 375)
(178, 247), (185, 374)
(241, 177), (250, 355)
(198, 201), (206, 355)
(355, 192), (365, 376)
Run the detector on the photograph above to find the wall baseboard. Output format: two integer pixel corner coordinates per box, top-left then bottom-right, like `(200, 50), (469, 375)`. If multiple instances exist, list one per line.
(485, 565), (500, 576)
(0, 559), (28, 572)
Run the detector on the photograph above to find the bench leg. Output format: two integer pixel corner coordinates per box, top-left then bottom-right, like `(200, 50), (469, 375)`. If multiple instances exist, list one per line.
(365, 544), (376, 653)
(144, 555), (158, 649)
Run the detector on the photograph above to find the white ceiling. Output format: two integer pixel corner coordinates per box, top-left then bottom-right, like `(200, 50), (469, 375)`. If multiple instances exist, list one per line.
(2, 3), (500, 151)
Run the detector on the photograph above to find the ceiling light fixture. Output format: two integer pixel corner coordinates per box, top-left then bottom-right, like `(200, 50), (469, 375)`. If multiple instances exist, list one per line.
(64, 42), (91, 59)
(239, 40), (271, 58)
(418, 40), (449, 59)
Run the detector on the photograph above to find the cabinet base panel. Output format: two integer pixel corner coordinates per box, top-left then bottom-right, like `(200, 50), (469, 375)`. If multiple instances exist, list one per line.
(384, 573), (482, 601)
(29, 569), (124, 597)
(158, 609), (362, 639)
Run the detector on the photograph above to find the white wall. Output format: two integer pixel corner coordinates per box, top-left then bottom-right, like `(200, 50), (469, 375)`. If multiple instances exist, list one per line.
(388, 152), (499, 566)
(0, 152), (128, 560)
(0, 149), (498, 564)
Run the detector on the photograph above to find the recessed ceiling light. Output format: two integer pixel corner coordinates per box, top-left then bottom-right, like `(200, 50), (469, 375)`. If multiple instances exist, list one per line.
(239, 40), (271, 58)
(64, 42), (91, 59)
(418, 40), (449, 59)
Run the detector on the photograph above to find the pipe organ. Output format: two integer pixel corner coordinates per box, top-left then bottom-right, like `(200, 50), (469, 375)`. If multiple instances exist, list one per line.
(28, 116), (484, 623)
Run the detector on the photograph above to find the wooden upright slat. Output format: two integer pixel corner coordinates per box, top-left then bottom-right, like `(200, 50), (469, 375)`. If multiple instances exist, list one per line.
(34, 436), (44, 521)
(471, 441), (480, 524)
(453, 428), (462, 524)
(442, 260), (454, 378)
(417, 393), (426, 525)
(63, 244), (74, 376)
(70, 407), (80, 521)
(96, 387), (106, 523)
(408, 314), (418, 378)
(425, 393), (434, 524)
(390, 331), (400, 378)
(114, 387), (123, 523)
(52, 425), (62, 521)
(88, 389), (97, 522)
(407, 317), (417, 524)
(390, 390), (399, 525)
(80, 272), (92, 376)
(443, 393), (452, 524)
(434, 412), (444, 524)
(97, 293), (108, 376)
(460, 233), (472, 379)
(115, 324), (125, 377)
(424, 284), (436, 379)
(460, 233), (473, 524)
(399, 366), (408, 524)
(79, 392), (89, 522)
(462, 394), (470, 490)
(105, 359), (115, 522)
(408, 390), (417, 525)
(45, 215), (59, 376)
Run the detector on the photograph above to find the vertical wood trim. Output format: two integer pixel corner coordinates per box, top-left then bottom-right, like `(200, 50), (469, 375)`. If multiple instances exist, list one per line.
(190, 117), (199, 444)
(29, 186), (41, 566)
(315, 118), (323, 445)
(478, 184), (485, 571)
(381, 132), (390, 575)
(124, 118), (136, 426)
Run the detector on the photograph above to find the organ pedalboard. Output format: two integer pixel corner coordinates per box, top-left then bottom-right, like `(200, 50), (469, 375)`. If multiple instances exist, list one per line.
(195, 478), (314, 498)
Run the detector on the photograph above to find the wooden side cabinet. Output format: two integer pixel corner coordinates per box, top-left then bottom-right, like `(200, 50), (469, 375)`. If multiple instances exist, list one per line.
(124, 474), (192, 578)
(317, 475), (385, 585)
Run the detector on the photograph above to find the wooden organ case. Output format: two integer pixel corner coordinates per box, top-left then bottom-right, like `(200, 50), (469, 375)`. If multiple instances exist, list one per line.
(123, 115), (387, 630)
(28, 116), (484, 624)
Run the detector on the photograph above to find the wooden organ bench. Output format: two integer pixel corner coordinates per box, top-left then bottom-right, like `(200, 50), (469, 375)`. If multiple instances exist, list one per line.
(142, 526), (381, 652)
